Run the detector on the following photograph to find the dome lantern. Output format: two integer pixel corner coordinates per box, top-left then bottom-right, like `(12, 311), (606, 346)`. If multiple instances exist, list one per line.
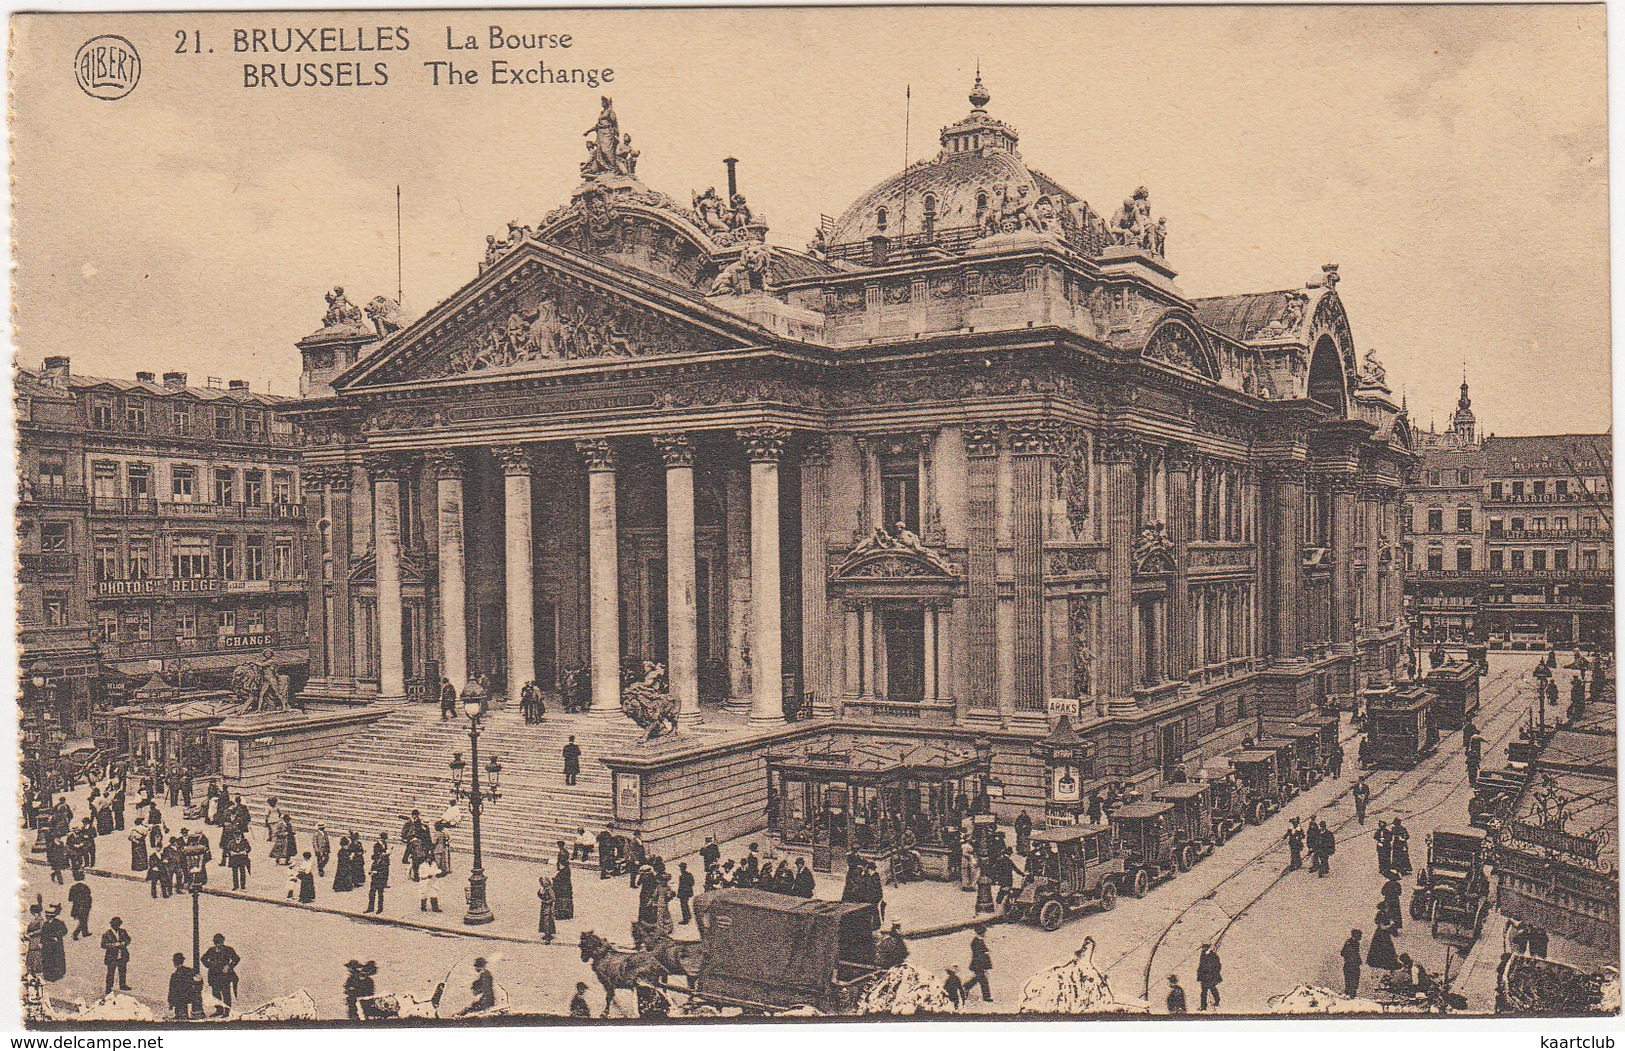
(939, 70), (1019, 157)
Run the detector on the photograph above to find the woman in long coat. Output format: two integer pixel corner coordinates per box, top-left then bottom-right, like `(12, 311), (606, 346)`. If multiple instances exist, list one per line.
(344, 832), (367, 889)
(1366, 917), (1401, 971)
(271, 814), (296, 865)
(332, 834), (358, 892)
(129, 823), (149, 873)
(536, 874), (557, 943)
(39, 907), (68, 982)
(553, 856), (574, 921)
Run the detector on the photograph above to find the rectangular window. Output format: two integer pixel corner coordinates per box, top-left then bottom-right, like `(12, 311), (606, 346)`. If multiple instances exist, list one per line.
(245, 536), (265, 581)
(127, 464), (152, 501)
(1456, 547), (1473, 571)
(125, 399), (147, 431)
(1428, 470), (1441, 487)
(40, 522), (70, 552)
(1533, 517), (1548, 531)
(1534, 480), (1547, 497)
(214, 407), (234, 439)
(92, 401), (115, 429)
(218, 610), (237, 634)
(127, 539), (151, 580)
(244, 411), (263, 438)
(91, 463), (118, 500)
(1512, 481), (1525, 498)
(1427, 550), (1443, 572)
(243, 470), (264, 507)
(44, 592), (69, 627)
(1458, 468), (1473, 486)
(170, 538), (210, 579)
(93, 541), (119, 582)
(1554, 549), (1569, 571)
(1532, 550), (1547, 571)
(1456, 508), (1472, 532)
(879, 453), (921, 536)
(37, 456), (66, 495)
(213, 468), (235, 506)
(1490, 549), (1504, 570)
(272, 472), (295, 504)
(1511, 550), (1526, 570)
(178, 609), (198, 639)
(174, 404), (191, 436)
(273, 539), (293, 579)
(1584, 516), (1598, 531)
(96, 612), (118, 643)
(215, 536), (236, 580)
(1556, 480), (1569, 497)
(1489, 518), (1504, 536)
(1583, 549), (1599, 570)
(1427, 509), (1443, 533)
(124, 608), (152, 641)
(1555, 517), (1569, 532)
(243, 608), (266, 632)
(1511, 518), (1525, 532)
(171, 465), (196, 502)
(1490, 481), (1504, 500)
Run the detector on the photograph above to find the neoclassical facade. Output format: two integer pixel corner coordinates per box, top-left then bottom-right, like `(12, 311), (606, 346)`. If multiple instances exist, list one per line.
(283, 83), (1415, 804)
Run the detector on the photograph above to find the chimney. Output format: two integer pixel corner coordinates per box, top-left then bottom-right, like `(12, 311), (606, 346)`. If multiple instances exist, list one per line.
(724, 157), (739, 201)
(869, 235), (890, 267)
(162, 371), (188, 390)
(206, 377), (223, 390)
(228, 380), (250, 392)
(42, 355), (70, 375)
(135, 371), (156, 384)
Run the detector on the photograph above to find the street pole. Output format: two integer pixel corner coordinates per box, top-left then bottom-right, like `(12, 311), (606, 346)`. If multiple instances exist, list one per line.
(464, 713), (493, 925)
(191, 886), (201, 970)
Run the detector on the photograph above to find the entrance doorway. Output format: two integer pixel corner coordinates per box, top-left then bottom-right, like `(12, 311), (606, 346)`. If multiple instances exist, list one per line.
(884, 607), (925, 702)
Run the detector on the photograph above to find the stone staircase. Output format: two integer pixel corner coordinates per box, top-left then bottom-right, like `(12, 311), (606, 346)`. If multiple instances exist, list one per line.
(245, 705), (653, 862)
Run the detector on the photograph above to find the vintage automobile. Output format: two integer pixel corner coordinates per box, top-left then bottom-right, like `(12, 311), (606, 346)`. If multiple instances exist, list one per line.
(1154, 781), (1217, 868)
(1228, 750), (1283, 824)
(1200, 761), (1250, 841)
(1253, 738), (1303, 801)
(1275, 725), (1327, 788)
(1468, 767), (1528, 832)
(1110, 800), (1182, 897)
(1008, 823), (1125, 930)
(1292, 712), (1342, 771)
(1424, 661), (1482, 732)
(1408, 825), (1492, 942)
(687, 889), (881, 1013)
(1360, 683), (1439, 769)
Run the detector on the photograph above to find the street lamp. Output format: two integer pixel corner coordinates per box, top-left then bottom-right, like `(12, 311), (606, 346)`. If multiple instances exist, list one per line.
(174, 634), (186, 701)
(449, 701), (502, 925)
(182, 837), (209, 969)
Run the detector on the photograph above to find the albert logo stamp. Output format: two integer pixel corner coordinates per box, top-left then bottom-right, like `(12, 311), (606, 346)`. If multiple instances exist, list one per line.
(74, 34), (140, 99)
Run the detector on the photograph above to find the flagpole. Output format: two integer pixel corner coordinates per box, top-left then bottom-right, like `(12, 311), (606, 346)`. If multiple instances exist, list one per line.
(899, 85), (911, 244)
(395, 185), (404, 306)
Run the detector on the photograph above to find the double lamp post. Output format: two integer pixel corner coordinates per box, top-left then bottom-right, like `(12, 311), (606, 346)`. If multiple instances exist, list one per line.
(449, 698), (503, 925)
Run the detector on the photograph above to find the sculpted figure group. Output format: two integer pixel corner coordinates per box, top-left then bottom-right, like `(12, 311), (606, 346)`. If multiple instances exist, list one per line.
(1110, 187), (1167, 256)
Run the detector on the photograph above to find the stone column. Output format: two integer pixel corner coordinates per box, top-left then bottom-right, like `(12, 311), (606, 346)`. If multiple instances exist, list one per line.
(844, 603), (863, 698)
(800, 437), (833, 715)
(427, 452), (468, 692)
(576, 439), (621, 713)
(861, 605), (876, 699)
(963, 423), (1002, 715)
(1264, 460), (1308, 661)
(1166, 445), (1198, 680)
(923, 603), (939, 702)
(1009, 423), (1061, 715)
(1101, 432), (1139, 714)
(329, 467), (357, 682)
(655, 434), (701, 721)
(494, 445), (536, 698)
(367, 455), (407, 700)
(740, 427), (789, 722)
(301, 470), (331, 680)
(1328, 474), (1356, 649)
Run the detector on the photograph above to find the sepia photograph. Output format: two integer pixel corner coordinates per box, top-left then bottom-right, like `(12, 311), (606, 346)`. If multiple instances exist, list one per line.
(7, 3), (1617, 1027)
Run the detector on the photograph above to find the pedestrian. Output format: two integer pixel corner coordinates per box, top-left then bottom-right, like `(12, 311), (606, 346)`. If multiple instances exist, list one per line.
(569, 981), (592, 1018)
(536, 873), (556, 942)
(1466, 735), (1482, 785)
(460, 957), (495, 1016)
(366, 843), (390, 914)
(100, 917), (132, 994)
(1285, 818), (1304, 871)
(439, 677), (457, 721)
(554, 854), (575, 920)
(228, 834), (251, 891)
(563, 735), (581, 786)
(575, 827), (592, 861)
(168, 952), (203, 1020)
(67, 875), (92, 940)
(792, 857), (816, 898)
(967, 923), (993, 1002)
(943, 965), (965, 1009)
(1352, 779), (1370, 825)
(1328, 742), (1345, 779)
(1366, 916), (1401, 972)
(418, 860), (443, 912)
(1014, 810), (1033, 856)
(1197, 942), (1222, 1010)
(39, 905), (67, 982)
(264, 797), (283, 844)
(296, 851), (317, 903)
(271, 813), (295, 866)
(1381, 872), (1404, 929)
(343, 960), (376, 1020)
(1374, 819), (1392, 873)
(1316, 820), (1335, 877)
(201, 934), (240, 1007)
(129, 821), (149, 873)
(877, 921), (909, 968)
(1340, 929), (1363, 997)
(433, 823), (453, 876)
(676, 862), (695, 924)
(313, 823), (331, 877)
(700, 835), (721, 871)
(1390, 818), (1412, 876)
(1166, 975), (1188, 1014)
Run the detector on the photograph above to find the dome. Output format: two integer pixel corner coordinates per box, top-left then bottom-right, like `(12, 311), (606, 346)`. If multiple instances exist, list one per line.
(825, 76), (1099, 252)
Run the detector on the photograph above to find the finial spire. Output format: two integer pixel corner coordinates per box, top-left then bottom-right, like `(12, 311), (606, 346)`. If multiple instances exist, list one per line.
(969, 64), (990, 111)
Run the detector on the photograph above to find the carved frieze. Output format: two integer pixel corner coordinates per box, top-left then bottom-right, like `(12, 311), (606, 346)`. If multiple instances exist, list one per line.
(1187, 546), (1255, 571)
(1132, 522), (1176, 575)
(831, 525), (960, 581)
(1045, 548), (1103, 576)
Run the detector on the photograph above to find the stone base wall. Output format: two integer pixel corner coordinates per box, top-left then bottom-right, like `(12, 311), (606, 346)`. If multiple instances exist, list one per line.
(209, 706), (393, 789)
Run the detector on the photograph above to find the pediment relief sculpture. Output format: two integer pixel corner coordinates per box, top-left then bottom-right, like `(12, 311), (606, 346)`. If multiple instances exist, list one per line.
(833, 523), (960, 580)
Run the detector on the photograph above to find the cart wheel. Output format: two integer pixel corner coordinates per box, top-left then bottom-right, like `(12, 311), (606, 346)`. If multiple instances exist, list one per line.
(1249, 802), (1266, 825)
(1037, 900), (1064, 932)
(1097, 880), (1118, 912)
(1132, 869), (1150, 898)
(1177, 846), (1193, 872)
(1409, 891), (1428, 921)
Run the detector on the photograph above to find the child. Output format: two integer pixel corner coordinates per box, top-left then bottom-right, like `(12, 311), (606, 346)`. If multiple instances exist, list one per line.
(419, 862), (442, 913)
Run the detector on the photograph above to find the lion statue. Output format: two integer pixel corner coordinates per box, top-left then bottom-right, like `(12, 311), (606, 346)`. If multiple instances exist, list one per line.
(710, 241), (771, 296)
(231, 653), (292, 714)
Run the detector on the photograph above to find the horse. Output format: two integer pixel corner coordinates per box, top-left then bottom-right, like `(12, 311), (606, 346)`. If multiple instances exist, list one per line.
(579, 931), (671, 1018)
(630, 920), (704, 980)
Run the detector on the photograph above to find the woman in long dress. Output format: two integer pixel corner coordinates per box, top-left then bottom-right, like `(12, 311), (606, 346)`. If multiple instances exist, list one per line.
(332, 834), (355, 892)
(39, 907), (67, 982)
(297, 852), (317, 903)
(271, 814), (296, 865)
(553, 856), (574, 921)
(130, 823), (149, 872)
(344, 832), (366, 889)
(1366, 917), (1401, 971)
(536, 874), (557, 943)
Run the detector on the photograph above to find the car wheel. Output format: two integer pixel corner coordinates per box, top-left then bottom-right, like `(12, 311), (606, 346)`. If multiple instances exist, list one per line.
(1177, 846), (1193, 872)
(1038, 900), (1064, 932)
(1098, 881), (1118, 911)
(1132, 869), (1150, 898)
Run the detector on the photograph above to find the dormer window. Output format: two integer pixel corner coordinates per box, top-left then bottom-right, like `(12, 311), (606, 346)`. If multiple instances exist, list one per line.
(875, 206), (889, 234)
(975, 191), (989, 227)
(922, 194), (938, 238)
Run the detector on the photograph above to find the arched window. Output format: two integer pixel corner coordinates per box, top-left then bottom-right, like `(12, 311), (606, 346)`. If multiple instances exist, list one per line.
(975, 191), (989, 226)
(922, 194), (938, 238)
(875, 206), (889, 233)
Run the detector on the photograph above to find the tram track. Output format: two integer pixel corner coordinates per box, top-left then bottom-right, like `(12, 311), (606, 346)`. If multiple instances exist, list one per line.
(1115, 663), (1536, 1000)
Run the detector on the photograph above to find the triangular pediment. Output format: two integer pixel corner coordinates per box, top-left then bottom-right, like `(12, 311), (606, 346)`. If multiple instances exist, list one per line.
(336, 241), (775, 390)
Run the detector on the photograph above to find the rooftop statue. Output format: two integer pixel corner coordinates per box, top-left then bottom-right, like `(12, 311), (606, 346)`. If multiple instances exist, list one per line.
(1110, 187), (1166, 256)
(710, 241), (772, 296)
(1361, 347), (1388, 386)
(581, 96), (632, 178)
(322, 286), (366, 330)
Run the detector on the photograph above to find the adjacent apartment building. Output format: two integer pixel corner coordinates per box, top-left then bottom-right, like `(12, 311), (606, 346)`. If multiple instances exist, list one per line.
(1404, 379), (1613, 650)
(17, 356), (308, 739)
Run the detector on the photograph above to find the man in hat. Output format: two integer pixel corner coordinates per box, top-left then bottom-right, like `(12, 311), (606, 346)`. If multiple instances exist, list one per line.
(343, 960), (375, 1020)
(1166, 974), (1188, 1014)
(312, 823), (331, 878)
(1341, 929), (1364, 997)
(67, 875), (93, 940)
(877, 921), (909, 969)
(366, 843), (390, 914)
(100, 917), (132, 993)
(39, 905), (67, 982)
(967, 923), (994, 1002)
(562, 735), (582, 786)
(1352, 778), (1371, 825)
(1196, 942), (1222, 1010)
(569, 981), (592, 1018)
(461, 957), (496, 1015)
(943, 965), (966, 1008)
(167, 952), (203, 1020)
(201, 934), (240, 1007)
(1285, 818), (1305, 871)
(439, 677), (458, 722)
